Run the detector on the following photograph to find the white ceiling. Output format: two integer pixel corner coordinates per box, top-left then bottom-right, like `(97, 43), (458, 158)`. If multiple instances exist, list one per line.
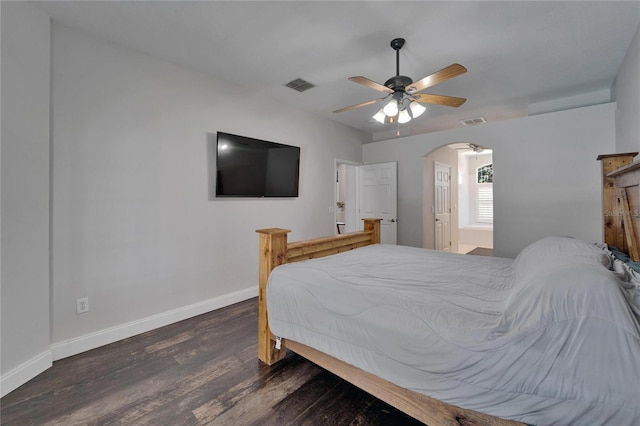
(32, 1), (640, 142)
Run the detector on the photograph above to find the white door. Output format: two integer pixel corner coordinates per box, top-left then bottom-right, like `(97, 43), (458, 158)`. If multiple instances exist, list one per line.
(359, 162), (397, 244)
(434, 161), (451, 252)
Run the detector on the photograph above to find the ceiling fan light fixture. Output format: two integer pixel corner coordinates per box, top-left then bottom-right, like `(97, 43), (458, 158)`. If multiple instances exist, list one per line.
(409, 101), (426, 118)
(382, 100), (399, 117)
(372, 109), (386, 124)
(397, 108), (411, 124)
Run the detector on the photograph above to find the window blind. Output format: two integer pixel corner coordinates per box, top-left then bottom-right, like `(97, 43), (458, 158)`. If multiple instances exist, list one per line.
(477, 185), (493, 223)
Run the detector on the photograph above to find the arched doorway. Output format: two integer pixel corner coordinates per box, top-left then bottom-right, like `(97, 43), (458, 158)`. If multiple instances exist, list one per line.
(423, 143), (494, 254)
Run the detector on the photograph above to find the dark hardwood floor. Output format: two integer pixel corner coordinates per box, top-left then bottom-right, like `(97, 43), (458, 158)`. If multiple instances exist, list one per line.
(1, 298), (424, 425)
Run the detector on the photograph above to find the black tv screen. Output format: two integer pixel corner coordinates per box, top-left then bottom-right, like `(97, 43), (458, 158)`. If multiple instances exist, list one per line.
(215, 132), (300, 197)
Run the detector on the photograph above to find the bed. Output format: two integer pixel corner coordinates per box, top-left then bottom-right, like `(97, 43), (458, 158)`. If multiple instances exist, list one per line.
(257, 214), (640, 425)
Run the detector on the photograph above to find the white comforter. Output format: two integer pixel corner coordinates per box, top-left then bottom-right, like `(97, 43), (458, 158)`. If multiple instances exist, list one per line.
(267, 237), (640, 425)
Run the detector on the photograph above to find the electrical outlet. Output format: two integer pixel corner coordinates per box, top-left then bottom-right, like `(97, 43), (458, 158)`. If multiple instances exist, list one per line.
(76, 297), (89, 314)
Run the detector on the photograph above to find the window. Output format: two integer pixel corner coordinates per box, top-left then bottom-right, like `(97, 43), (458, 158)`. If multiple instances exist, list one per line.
(476, 164), (493, 223)
(477, 164), (493, 183)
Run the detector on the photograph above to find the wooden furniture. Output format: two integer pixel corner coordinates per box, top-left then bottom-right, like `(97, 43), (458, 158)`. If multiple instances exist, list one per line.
(598, 153), (639, 260)
(256, 218), (521, 426)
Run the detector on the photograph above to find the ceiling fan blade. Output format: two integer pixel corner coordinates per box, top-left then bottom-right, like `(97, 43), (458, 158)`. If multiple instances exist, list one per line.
(412, 93), (467, 107)
(333, 97), (387, 113)
(405, 63), (467, 94)
(348, 76), (394, 94)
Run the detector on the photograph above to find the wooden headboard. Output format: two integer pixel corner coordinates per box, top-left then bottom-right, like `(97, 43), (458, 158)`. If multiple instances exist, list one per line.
(598, 152), (640, 260)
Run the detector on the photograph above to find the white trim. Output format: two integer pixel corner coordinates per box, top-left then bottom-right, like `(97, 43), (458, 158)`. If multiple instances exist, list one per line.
(1, 350), (53, 398)
(50, 286), (257, 361)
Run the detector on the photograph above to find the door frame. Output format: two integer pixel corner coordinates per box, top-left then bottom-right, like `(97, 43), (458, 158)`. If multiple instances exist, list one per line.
(334, 159), (362, 235)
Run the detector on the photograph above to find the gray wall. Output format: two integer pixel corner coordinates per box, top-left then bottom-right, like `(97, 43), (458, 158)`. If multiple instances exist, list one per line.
(1, 1), (52, 394)
(613, 24), (640, 153)
(364, 103), (616, 258)
(1, 13), (368, 395)
(50, 24), (366, 348)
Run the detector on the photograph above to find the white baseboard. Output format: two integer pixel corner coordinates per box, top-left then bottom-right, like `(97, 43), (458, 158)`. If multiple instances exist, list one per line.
(1, 350), (53, 398)
(50, 286), (257, 361)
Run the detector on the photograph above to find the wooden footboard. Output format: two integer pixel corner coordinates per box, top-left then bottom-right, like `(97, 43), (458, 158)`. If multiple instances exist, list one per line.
(255, 218), (382, 365)
(255, 218), (522, 426)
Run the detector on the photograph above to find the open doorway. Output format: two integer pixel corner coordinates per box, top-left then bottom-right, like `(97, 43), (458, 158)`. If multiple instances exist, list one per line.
(335, 159), (399, 244)
(455, 144), (493, 254)
(423, 144), (493, 254)
(335, 159), (360, 235)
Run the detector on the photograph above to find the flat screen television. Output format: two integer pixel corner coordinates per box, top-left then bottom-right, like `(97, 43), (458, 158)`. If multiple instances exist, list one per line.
(215, 132), (300, 197)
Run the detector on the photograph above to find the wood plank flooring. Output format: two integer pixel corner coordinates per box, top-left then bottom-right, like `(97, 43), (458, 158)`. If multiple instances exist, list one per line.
(1, 298), (424, 425)
(466, 247), (494, 257)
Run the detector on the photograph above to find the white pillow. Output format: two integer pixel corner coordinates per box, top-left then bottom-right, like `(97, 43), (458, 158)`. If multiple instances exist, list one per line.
(511, 236), (613, 282)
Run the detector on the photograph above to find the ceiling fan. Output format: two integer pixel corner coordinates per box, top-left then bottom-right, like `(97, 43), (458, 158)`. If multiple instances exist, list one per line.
(333, 38), (467, 125)
(454, 143), (486, 153)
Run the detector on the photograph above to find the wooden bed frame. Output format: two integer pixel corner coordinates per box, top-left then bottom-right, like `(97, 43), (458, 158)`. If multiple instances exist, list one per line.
(256, 218), (521, 426)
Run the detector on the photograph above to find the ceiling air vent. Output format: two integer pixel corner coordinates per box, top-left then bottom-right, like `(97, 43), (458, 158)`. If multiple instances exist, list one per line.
(284, 78), (316, 93)
(460, 116), (487, 126)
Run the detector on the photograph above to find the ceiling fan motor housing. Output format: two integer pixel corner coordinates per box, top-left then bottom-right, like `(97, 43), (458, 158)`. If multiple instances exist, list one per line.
(384, 75), (413, 92)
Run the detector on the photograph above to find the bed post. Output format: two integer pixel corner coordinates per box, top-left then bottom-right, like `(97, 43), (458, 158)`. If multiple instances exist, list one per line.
(363, 218), (382, 244)
(598, 153), (637, 252)
(256, 219), (379, 365)
(256, 228), (290, 365)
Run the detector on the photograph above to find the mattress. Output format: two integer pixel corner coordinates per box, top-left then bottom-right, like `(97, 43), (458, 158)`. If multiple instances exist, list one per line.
(266, 238), (640, 425)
